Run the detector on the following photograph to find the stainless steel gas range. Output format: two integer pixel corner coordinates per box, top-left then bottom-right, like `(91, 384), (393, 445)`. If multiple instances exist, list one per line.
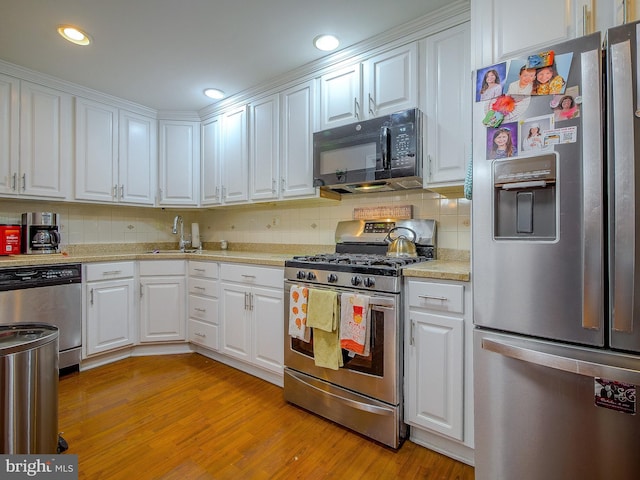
(283, 219), (435, 448)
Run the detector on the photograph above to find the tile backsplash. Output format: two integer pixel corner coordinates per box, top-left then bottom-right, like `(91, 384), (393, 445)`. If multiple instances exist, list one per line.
(0, 190), (470, 252)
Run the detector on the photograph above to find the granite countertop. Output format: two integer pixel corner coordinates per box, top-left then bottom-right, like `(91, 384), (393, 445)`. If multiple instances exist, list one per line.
(0, 244), (471, 282)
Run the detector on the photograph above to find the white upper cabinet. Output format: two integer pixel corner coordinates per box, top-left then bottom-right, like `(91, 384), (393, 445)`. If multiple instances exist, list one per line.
(75, 97), (118, 203)
(471, 0), (596, 68)
(75, 99), (156, 205)
(14, 81), (72, 199)
(159, 120), (200, 206)
(118, 110), (157, 205)
(422, 22), (471, 189)
(319, 43), (418, 130)
(221, 105), (249, 204)
(0, 73), (19, 195)
(201, 115), (222, 206)
(249, 94), (279, 201)
(280, 80), (317, 198)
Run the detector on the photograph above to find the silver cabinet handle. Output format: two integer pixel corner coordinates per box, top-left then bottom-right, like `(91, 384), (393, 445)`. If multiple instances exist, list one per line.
(241, 275), (256, 280)
(193, 286), (206, 291)
(272, 178), (277, 194)
(140, 282), (143, 298)
(120, 184), (124, 199)
(410, 319), (415, 346)
(368, 93), (375, 116)
(354, 97), (360, 120)
(249, 292), (253, 311)
(482, 337), (640, 385)
(102, 270), (122, 276)
(21, 173), (25, 191)
(418, 294), (448, 302)
(194, 268), (206, 272)
(214, 186), (219, 200)
(11, 173), (16, 191)
(281, 177), (286, 191)
(244, 292), (248, 310)
(194, 307), (206, 313)
(90, 288), (94, 305)
(113, 184), (118, 198)
(194, 332), (206, 338)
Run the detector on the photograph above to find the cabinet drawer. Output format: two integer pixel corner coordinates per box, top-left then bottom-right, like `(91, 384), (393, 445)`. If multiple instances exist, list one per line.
(188, 277), (218, 297)
(189, 261), (218, 279)
(85, 262), (135, 281)
(220, 263), (283, 287)
(139, 259), (185, 276)
(189, 294), (218, 324)
(188, 319), (219, 350)
(408, 280), (464, 314)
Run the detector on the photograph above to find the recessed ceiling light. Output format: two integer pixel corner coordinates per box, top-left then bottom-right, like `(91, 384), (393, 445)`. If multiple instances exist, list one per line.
(314, 34), (339, 52)
(204, 88), (225, 100)
(57, 25), (91, 46)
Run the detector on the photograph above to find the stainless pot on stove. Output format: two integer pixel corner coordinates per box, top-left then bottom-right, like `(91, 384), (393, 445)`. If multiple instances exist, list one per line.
(385, 227), (418, 257)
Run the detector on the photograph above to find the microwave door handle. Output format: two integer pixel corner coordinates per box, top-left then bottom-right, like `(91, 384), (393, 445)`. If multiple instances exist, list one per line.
(380, 127), (391, 170)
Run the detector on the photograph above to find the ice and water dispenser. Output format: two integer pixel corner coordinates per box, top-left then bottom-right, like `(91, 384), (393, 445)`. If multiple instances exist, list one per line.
(493, 153), (558, 240)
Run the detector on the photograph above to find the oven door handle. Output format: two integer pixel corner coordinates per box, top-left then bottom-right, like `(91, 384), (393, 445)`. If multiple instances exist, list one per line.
(291, 371), (394, 416)
(368, 297), (395, 308)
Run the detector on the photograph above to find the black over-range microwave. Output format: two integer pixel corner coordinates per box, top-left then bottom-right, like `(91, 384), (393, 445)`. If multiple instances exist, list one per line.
(313, 108), (424, 194)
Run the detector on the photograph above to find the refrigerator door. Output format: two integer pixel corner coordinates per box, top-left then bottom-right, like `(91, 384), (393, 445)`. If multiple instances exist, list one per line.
(607, 21), (640, 353)
(474, 329), (640, 480)
(472, 33), (604, 346)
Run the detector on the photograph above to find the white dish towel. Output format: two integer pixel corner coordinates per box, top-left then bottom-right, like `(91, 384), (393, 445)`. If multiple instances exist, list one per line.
(339, 293), (371, 356)
(288, 285), (310, 341)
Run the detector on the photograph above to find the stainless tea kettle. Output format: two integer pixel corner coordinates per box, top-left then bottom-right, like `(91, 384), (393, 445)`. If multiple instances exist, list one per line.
(385, 227), (418, 257)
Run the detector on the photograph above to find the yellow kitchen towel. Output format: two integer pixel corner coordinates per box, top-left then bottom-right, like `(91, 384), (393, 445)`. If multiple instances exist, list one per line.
(339, 293), (371, 356)
(288, 285), (310, 342)
(306, 289), (342, 370)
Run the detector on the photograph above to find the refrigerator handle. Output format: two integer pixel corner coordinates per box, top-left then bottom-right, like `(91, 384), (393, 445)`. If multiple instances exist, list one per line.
(482, 337), (640, 385)
(610, 39), (636, 334)
(580, 48), (604, 331)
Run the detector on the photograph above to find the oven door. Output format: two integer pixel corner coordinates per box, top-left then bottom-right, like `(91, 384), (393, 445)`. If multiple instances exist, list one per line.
(283, 280), (401, 405)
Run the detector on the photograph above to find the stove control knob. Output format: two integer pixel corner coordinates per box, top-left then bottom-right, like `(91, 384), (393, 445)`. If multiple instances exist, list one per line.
(364, 277), (376, 288)
(351, 276), (362, 286)
(296, 271), (306, 280)
(307, 272), (316, 281)
(327, 273), (338, 283)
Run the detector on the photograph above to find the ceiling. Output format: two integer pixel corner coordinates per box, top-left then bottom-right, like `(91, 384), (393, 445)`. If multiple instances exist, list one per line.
(0, 0), (452, 112)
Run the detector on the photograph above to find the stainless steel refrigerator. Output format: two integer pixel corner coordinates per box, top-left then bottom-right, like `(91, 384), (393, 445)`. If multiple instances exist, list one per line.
(473, 23), (640, 480)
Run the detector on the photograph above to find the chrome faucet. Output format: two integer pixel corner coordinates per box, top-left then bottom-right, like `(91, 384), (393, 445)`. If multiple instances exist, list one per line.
(172, 215), (189, 251)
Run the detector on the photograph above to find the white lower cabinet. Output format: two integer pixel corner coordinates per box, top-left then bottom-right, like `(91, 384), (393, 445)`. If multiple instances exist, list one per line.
(187, 260), (220, 350)
(139, 260), (186, 342)
(84, 262), (136, 356)
(220, 263), (284, 374)
(404, 277), (474, 463)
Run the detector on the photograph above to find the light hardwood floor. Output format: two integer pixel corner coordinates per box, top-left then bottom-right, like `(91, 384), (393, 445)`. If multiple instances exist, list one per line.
(58, 354), (475, 479)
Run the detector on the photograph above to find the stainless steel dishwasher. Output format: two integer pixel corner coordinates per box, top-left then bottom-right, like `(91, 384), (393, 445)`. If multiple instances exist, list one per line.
(0, 264), (82, 371)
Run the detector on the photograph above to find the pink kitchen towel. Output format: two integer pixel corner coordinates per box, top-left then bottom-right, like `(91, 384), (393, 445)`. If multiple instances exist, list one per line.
(339, 293), (371, 356)
(288, 285), (310, 341)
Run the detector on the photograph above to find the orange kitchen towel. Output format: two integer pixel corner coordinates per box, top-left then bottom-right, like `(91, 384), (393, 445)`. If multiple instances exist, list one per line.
(288, 285), (310, 341)
(307, 289), (342, 370)
(339, 293), (371, 356)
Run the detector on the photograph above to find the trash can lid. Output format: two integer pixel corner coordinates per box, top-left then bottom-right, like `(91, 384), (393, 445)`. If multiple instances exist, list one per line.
(0, 323), (58, 355)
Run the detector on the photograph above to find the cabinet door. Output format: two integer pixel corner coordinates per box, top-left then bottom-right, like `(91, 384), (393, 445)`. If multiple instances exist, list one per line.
(250, 94), (279, 201)
(319, 63), (361, 130)
(472, 0), (577, 67)
(201, 115), (222, 205)
(75, 97), (118, 202)
(86, 278), (135, 355)
(251, 286), (284, 373)
(220, 282), (251, 361)
(423, 23), (471, 187)
(280, 80), (317, 198)
(363, 43), (418, 118)
(0, 73), (19, 195)
(221, 105), (249, 203)
(406, 309), (464, 441)
(119, 110), (156, 205)
(140, 276), (186, 342)
(159, 120), (200, 206)
(19, 81), (72, 198)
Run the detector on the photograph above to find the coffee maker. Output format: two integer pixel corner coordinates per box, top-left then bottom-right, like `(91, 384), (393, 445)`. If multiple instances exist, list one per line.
(21, 212), (61, 254)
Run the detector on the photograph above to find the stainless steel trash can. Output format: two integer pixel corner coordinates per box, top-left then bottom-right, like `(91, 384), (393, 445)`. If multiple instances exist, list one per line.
(1, 323), (59, 454)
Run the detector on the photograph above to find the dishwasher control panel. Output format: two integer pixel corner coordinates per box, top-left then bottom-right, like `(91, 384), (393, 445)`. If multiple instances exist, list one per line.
(0, 264), (81, 290)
